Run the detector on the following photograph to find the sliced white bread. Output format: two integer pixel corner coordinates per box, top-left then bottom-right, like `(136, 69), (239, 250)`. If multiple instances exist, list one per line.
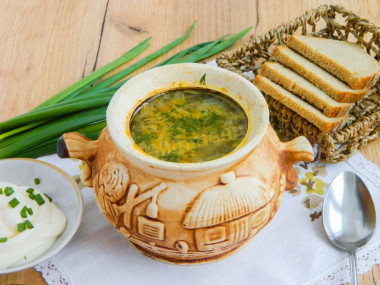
(272, 46), (369, 103)
(287, 35), (380, 90)
(254, 75), (348, 133)
(259, 62), (353, 118)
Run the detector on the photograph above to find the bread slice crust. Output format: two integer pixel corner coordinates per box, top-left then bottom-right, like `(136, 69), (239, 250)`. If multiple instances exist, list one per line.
(287, 35), (380, 90)
(260, 62), (353, 118)
(254, 75), (348, 132)
(272, 46), (369, 103)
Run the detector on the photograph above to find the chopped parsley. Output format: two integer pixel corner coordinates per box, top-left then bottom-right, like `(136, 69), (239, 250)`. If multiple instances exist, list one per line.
(199, 73), (206, 85)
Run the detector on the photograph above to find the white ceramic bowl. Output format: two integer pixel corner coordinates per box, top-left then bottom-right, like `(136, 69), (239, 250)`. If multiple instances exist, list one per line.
(0, 158), (83, 274)
(107, 63), (269, 180)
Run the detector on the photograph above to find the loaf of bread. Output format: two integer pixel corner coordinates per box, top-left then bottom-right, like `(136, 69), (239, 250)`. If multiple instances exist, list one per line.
(271, 46), (369, 103)
(259, 62), (353, 118)
(287, 35), (380, 90)
(254, 76), (348, 132)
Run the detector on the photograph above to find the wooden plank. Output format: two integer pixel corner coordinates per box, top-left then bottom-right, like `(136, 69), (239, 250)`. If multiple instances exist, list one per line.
(0, 0), (108, 120)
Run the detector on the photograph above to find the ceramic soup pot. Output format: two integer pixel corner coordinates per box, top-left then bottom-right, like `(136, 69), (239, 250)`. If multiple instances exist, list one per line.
(57, 63), (315, 264)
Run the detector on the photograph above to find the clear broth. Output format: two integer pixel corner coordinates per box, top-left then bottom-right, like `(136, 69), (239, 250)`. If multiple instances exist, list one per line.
(129, 88), (248, 163)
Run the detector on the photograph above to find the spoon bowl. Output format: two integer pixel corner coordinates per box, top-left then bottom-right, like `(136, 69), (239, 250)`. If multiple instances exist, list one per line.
(323, 171), (376, 285)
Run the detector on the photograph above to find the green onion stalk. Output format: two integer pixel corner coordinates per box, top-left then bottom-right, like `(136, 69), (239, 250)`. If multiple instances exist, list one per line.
(0, 23), (252, 159)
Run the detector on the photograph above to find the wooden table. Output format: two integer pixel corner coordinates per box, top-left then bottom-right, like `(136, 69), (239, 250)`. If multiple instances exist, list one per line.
(0, 0), (379, 284)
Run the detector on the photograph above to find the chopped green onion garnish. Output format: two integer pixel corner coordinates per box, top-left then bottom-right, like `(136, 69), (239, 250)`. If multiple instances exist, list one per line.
(26, 188), (34, 194)
(17, 222), (25, 232)
(44, 193), (53, 202)
(0, 188), (3, 194)
(28, 193), (35, 200)
(4, 186), (14, 196)
(20, 206), (28, 218)
(34, 178), (40, 185)
(34, 194), (45, 205)
(24, 256), (26, 260)
(25, 220), (34, 229)
(27, 207), (33, 215)
(9, 198), (20, 208)
(0, 237), (7, 242)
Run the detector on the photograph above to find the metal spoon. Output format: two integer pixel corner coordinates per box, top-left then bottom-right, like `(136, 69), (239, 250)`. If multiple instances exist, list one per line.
(323, 171), (376, 285)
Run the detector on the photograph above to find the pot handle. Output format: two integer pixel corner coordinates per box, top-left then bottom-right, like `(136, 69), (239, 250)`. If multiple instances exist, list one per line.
(57, 132), (99, 187)
(280, 136), (320, 190)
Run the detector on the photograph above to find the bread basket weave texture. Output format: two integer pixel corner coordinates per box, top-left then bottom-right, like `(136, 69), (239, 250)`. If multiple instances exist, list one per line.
(217, 4), (380, 163)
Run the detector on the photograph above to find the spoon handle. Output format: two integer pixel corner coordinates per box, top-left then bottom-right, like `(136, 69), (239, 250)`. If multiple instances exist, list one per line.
(349, 250), (359, 285)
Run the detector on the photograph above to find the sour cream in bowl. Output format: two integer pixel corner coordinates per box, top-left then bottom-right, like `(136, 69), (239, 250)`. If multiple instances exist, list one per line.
(0, 158), (83, 274)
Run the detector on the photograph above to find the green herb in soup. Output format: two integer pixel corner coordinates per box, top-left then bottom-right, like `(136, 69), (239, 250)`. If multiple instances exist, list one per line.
(129, 88), (248, 163)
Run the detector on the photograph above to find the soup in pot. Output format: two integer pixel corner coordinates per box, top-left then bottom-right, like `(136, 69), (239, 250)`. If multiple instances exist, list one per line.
(129, 88), (248, 163)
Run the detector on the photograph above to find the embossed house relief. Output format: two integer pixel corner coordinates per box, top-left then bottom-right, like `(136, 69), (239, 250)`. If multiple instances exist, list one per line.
(183, 171), (275, 251)
(94, 162), (168, 240)
(121, 181), (167, 240)
(94, 165), (277, 259)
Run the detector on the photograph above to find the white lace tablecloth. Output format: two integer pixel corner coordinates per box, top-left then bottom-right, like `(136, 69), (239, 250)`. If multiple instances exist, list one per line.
(33, 151), (380, 285)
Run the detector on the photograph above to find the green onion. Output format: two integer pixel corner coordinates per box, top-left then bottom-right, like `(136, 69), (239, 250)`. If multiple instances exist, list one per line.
(0, 188), (2, 194)
(27, 208), (33, 215)
(34, 194), (45, 205)
(17, 222), (25, 232)
(198, 26), (252, 60)
(16, 136), (64, 159)
(86, 21), (196, 93)
(0, 121), (48, 141)
(13, 120), (106, 158)
(163, 50), (188, 65)
(9, 198), (20, 208)
(155, 41), (213, 66)
(20, 206), (28, 218)
(0, 237), (7, 242)
(34, 178), (40, 185)
(35, 37), (151, 109)
(15, 121), (107, 158)
(4, 186), (14, 196)
(0, 94), (112, 132)
(0, 24), (251, 159)
(44, 193), (53, 202)
(25, 220), (34, 229)
(26, 188), (35, 194)
(179, 34), (228, 63)
(0, 107), (107, 158)
(28, 193), (35, 200)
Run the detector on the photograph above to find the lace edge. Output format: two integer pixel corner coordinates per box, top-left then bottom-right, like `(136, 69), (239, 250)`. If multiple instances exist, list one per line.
(305, 224), (380, 284)
(35, 257), (71, 285)
(347, 152), (380, 186)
